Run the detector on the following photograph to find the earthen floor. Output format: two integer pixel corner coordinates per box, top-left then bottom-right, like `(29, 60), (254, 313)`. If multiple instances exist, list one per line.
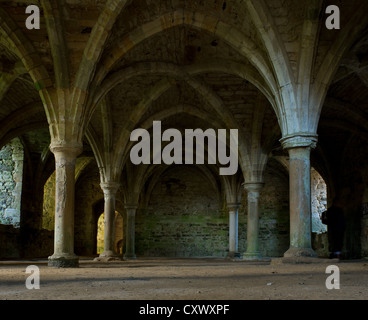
(0, 257), (367, 300)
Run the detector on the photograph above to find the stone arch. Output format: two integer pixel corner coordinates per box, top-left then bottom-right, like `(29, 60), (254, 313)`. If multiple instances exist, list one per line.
(0, 122), (48, 150)
(0, 8), (51, 89)
(221, 172), (244, 205)
(244, 0), (295, 113)
(85, 61), (283, 189)
(0, 102), (45, 149)
(93, 9), (276, 96)
(73, 0), (131, 92)
(105, 67), (251, 179)
(311, 2), (368, 132)
(85, 126), (105, 181)
(95, 61), (278, 112)
(121, 105), (229, 166)
(0, 8), (56, 141)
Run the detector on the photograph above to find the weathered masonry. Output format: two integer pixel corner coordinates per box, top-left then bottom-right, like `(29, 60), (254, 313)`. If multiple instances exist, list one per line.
(0, 1), (368, 267)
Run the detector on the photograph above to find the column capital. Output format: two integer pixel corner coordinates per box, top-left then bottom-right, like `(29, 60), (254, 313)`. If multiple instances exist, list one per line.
(280, 133), (318, 150)
(243, 182), (264, 193)
(125, 203), (138, 210)
(227, 202), (241, 211)
(100, 182), (120, 195)
(50, 141), (83, 159)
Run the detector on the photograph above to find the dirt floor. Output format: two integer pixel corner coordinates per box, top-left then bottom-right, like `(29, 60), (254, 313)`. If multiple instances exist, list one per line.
(0, 257), (367, 301)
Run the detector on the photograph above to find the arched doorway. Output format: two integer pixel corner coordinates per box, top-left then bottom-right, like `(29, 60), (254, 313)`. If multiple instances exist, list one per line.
(96, 211), (123, 255)
(311, 167), (328, 234)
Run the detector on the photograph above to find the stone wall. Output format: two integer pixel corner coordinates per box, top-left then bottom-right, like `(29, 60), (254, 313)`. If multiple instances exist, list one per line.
(0, 138), (24, 228)
(136, 166), (226, 257)
(0, 224), (54, 259)
(253, 158), (290, 257)
(135, 158), (290, 258)
(20, 228), (54, 258)
(0, 224), (20, 258)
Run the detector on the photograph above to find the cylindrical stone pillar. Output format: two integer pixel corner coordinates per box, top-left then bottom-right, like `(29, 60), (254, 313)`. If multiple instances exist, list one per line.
(48, 144), (82, 268)
(227, 203), (240, 258)
(243, 183), (264, 260)
(124, 204), (137, 260)
(99, 182), (120, 258)
(281, 135), (318, 258)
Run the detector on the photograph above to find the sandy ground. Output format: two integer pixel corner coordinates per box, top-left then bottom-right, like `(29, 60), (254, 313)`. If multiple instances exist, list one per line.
(0, 257), (367, 301)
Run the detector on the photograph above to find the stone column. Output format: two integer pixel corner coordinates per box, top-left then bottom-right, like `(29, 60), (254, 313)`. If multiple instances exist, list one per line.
(227, 203), (240, 258)
(124, 204), (137, 260)
(243, 183), (264, 260)
(99, 182), (120, 258)
(48, 144), (82, 268)
(281, 135), (318, 258)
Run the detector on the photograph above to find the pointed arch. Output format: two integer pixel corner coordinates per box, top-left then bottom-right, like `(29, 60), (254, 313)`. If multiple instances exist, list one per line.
(92, 9), (276, 98)
(73, 0), (131, 91)
(107, 64), (251, 180)
(244, 0), (296, 135)
(311, 1), (368, 132)
(0, 8), (52, 90)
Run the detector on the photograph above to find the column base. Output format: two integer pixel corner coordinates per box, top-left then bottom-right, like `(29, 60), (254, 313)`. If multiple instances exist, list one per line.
(99, 250), (118, 258)
(94, 256), (122, 262)
(283, 247), (318, 258)
(94, 251), (121, 262)
(243, 251), (262, 260)
(48, 254), (79, 268)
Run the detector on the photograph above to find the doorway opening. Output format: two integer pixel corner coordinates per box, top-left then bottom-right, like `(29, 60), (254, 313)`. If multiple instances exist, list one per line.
(311, 167), (328, 234)
(96, 211), (123, 255)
